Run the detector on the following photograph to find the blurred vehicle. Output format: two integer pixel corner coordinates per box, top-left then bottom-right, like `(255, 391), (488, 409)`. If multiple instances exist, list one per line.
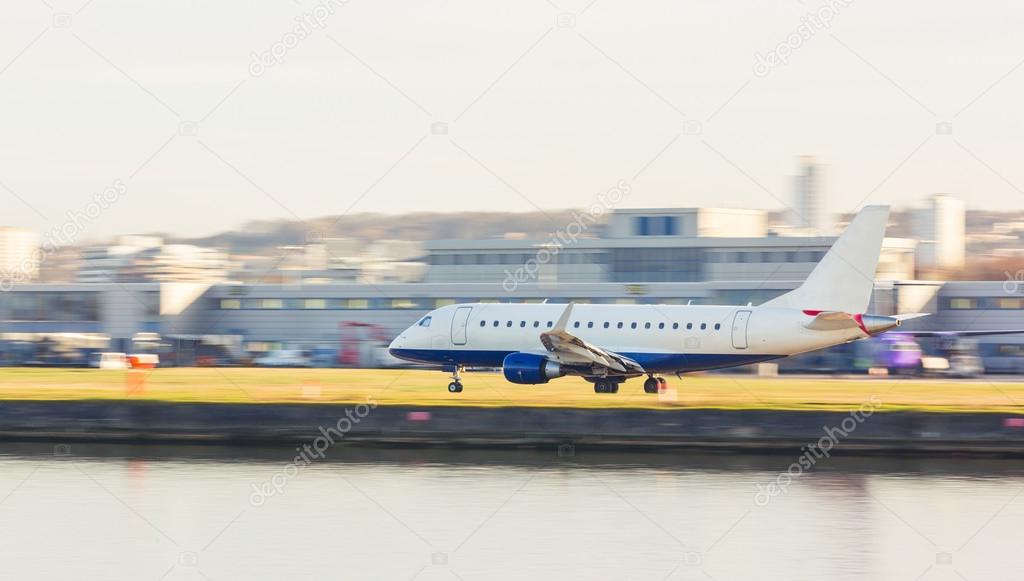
(875, 335), (923, 375)
(338, 321), (390, 367)
(90, 352), (129, 369)
(310, 346), (338, 368)
(905, 337), (986, 378)
(977, 342), (1024, 374)
(254, 349), (311, 367)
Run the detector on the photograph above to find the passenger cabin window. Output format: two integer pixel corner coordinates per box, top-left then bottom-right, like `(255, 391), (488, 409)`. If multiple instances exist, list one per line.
(587, 322), (594, 328)
(603, 322), (610, 328)
(534, 321), (540, 328)
(672, 323), (678, 329)
(573, 322), (580, 328)
(645, 322), (652, 329)
(546, 321), (553, 328)
(658, 323), (664, 329)
(714, 323), (721, 330)
(617, 322), (624, 329)
(687, 323), (693, 330)
(418, 316), (432, 327)
(630, 322), (637, 329)
(493, 321), (499, 327)
(520, 321), (526, 327)
(700, 323), (707, 330)
(506, 321), (513, 327)
(480, 320), (486, 327)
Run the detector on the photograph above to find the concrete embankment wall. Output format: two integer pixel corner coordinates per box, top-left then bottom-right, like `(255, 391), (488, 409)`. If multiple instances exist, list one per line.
(2, 401), (1024, 453)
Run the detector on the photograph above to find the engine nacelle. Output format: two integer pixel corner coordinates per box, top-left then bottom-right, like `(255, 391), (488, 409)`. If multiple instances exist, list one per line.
(502, 352), (565, 384)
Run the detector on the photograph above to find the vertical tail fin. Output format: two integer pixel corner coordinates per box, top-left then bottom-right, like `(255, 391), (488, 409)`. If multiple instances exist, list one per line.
(762, 205), (890, 313)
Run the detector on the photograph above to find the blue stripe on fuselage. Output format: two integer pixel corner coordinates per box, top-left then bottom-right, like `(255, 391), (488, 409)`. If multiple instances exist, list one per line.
(389, 348), (783, 373)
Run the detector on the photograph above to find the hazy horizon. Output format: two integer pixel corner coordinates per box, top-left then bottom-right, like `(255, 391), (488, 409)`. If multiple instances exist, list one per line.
(3, 0), (1024, 239)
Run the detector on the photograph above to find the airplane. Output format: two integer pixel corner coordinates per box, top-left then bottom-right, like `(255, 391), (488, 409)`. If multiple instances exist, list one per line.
(389, 205), (1021, 394)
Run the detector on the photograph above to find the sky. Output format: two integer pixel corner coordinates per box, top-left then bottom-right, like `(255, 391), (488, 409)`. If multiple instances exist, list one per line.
(1, 0), (1023, 240)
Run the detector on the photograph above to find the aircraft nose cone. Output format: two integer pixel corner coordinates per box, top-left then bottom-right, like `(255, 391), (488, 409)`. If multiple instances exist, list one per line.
(388, 335), (406, 356)
(859, 314), (900, 335)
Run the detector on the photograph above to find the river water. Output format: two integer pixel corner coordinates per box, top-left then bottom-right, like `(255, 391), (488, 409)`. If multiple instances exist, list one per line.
(0, 443), (1021, 580)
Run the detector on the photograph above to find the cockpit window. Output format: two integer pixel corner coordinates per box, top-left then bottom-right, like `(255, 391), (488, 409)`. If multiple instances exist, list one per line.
(418, 316), (432, 327)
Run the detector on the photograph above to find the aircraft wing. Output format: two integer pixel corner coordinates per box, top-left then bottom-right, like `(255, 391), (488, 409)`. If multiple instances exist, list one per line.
(538, 303), (646, 375)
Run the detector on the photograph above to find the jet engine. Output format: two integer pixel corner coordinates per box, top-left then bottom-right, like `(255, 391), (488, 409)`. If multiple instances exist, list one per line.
(502, 352), (566, 384)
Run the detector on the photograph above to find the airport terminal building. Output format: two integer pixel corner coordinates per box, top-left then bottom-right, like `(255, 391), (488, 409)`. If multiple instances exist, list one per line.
(1, 208), (1021, 370)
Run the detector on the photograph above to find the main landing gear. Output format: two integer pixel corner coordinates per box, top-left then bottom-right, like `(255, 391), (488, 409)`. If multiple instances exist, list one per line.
(594, 379), (619, 394)
(643, 375), (668, 394)
(447, 365), (464, 393)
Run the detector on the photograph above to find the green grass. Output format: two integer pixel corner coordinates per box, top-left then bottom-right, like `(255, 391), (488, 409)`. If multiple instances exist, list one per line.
(0, 367), (1022, 412)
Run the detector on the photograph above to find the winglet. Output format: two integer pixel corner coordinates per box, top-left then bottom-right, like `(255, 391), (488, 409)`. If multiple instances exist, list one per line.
(553, 302), (574, 332)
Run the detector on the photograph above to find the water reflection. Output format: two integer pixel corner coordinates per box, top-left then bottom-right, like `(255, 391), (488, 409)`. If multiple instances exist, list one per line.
(1, 444), (1021, 581)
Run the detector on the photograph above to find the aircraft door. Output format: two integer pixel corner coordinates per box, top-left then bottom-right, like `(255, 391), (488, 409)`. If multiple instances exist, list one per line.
(451, 307), (472, 345)
(732, 310), (751, 349)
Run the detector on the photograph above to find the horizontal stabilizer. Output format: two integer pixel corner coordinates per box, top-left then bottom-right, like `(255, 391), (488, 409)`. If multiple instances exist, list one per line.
(894, 329), (1024, 338)
(894, 313), (930, 322)
(803, 311), (859, 331)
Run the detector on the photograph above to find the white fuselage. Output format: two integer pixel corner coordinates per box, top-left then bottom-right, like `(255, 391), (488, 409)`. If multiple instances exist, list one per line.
(389, 303), (871, 374)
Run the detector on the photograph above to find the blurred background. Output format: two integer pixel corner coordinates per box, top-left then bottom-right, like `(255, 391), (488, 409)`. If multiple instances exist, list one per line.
(1, 170), (1021, 376)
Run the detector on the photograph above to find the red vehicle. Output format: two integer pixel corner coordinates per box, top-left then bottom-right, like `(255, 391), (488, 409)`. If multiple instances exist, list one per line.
(338, 321), (389, 367)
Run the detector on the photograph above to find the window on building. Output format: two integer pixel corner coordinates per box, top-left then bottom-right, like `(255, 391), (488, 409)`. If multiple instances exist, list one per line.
(257, 299), (283, 309)
(347, 299), (369, 309)
(304, 299), (326, 309)
(221, 299), (241, 309)
(435, 299), (456, 307)
(997, 298), (1023, 309)
(635, 216), (650, 236)
(949, 298), (977, 310)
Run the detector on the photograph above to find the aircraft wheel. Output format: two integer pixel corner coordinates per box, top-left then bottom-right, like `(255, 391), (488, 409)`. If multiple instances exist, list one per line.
(594, 380), (609, 394)
(643, 377), (659, 394)
(448, 381), (463, 393)
(609, 381), (619, 394)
